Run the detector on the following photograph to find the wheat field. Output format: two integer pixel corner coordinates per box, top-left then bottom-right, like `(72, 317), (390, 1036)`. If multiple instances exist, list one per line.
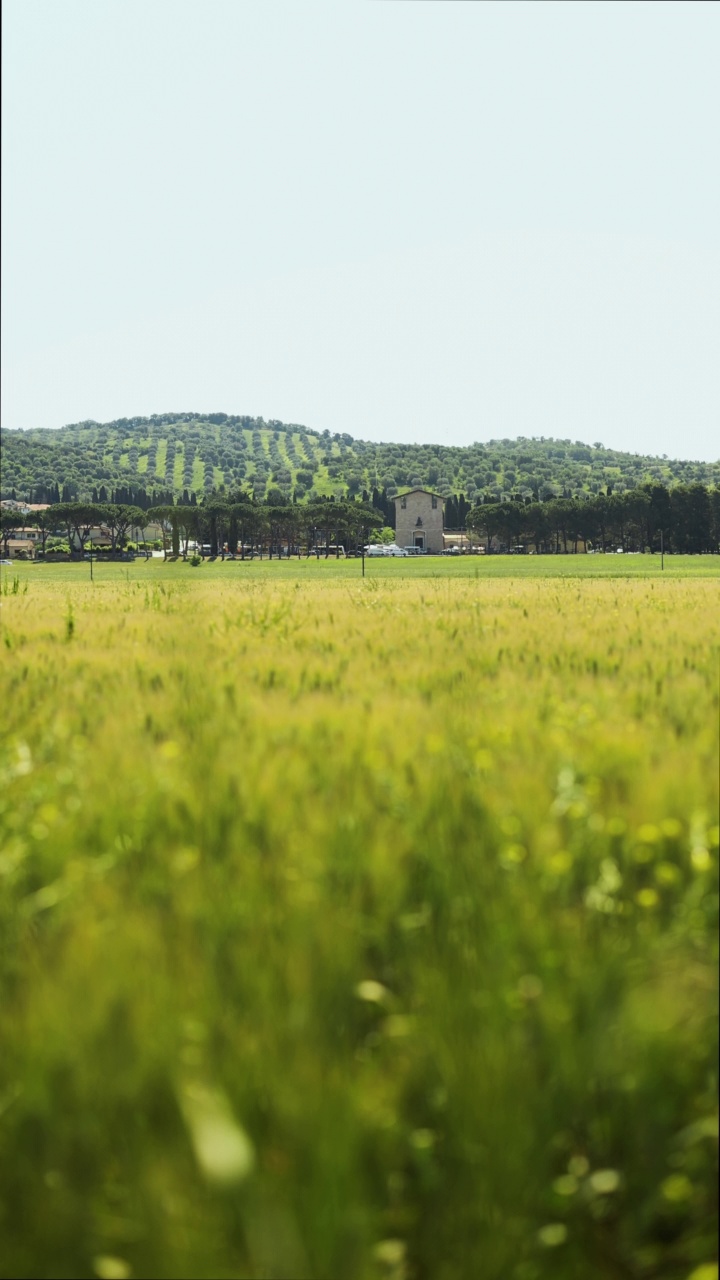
(0, 559), (718, 1280)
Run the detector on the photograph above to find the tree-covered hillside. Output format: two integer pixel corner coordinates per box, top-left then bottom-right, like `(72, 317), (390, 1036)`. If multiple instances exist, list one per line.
(2, 412), (718, 505)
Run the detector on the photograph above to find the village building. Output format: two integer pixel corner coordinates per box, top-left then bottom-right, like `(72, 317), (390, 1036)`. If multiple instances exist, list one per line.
(3, 537), (37, 560)
(393, 488), (445, 554)
(1, 500), (51, 516)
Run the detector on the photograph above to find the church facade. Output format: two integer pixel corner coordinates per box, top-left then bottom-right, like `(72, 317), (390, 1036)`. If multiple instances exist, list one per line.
(392, 488), (444, 553)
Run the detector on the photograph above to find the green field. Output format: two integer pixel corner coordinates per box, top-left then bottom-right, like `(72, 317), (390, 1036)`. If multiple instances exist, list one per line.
(0, 560), (718, 1280)
(5, 551), (720, 586)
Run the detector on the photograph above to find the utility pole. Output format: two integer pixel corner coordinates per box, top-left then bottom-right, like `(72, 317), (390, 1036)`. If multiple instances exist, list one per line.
(89, 541), (93, 582)
(660, 527), (664, 571)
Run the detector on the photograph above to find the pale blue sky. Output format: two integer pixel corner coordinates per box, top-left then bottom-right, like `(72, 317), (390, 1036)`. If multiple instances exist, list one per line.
(2, 0), (719, 459)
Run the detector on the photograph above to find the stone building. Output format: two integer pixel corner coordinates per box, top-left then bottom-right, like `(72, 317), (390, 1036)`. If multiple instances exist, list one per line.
(393, 488), (444, 553)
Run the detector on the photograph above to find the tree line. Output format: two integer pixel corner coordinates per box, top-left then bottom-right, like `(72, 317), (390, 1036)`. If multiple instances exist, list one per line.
(14, 482), (193, 510)
(1, 497), (385, 559)
(147, 498), (389, 560)
(3, 481), (718, 559)
(466, 484), (720, 554)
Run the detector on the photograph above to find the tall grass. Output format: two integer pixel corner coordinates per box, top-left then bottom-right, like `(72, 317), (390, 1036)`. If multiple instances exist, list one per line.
(0, 563), (717, 1279)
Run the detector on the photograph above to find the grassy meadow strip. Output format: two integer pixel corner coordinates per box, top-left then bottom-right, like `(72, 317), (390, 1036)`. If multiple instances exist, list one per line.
(3, 551), (720, 588)
(0, 561), (718, 1279)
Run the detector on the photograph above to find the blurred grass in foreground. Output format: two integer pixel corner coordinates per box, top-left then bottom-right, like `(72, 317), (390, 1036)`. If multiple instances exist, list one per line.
(0, 562), (718, 1279)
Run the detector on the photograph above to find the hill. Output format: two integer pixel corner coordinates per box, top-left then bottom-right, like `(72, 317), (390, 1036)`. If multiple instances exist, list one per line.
(1, 412), (718, 505)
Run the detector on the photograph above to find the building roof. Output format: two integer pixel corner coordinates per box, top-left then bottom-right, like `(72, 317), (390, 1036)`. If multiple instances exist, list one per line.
(392, 487), (445, 503)
(0, 500), (50, 512)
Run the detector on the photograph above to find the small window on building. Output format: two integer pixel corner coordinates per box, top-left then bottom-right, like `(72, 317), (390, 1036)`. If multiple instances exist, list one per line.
(431, 496), (437, 509)
(401, 497), (407, 509)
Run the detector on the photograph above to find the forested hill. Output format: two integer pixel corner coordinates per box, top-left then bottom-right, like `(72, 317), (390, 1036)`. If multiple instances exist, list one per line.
(2, 412), (718, 505)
